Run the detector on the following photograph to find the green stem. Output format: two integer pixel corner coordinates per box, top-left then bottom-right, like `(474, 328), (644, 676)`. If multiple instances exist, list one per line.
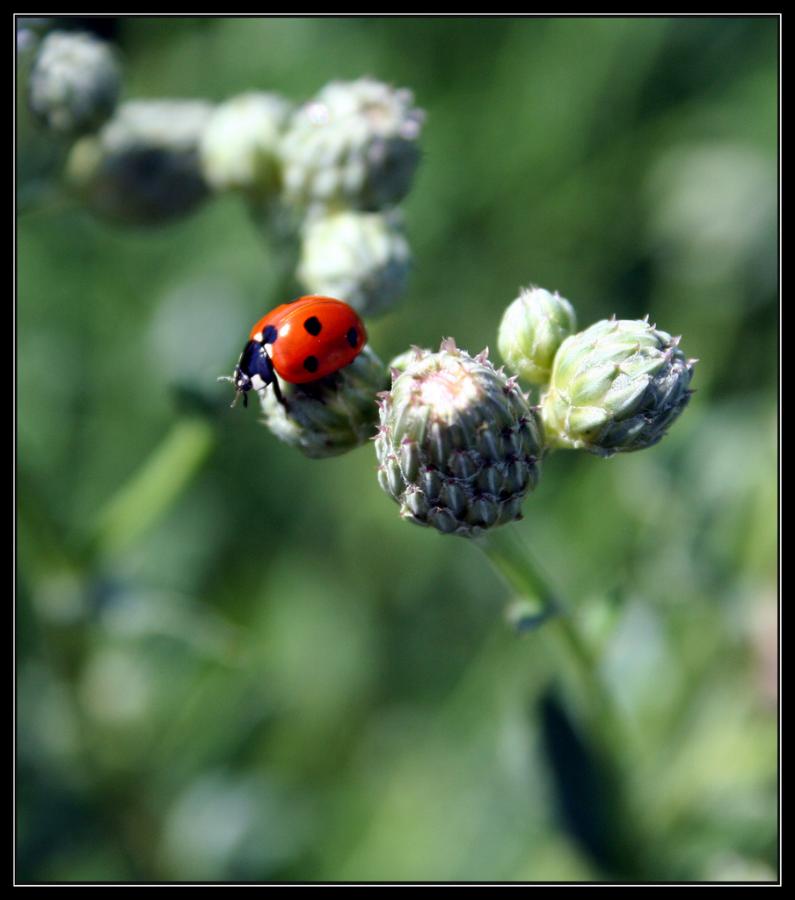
(476, 526), (663, 879)
(476, 527), (625, 746)
(87, 417), (215, 562)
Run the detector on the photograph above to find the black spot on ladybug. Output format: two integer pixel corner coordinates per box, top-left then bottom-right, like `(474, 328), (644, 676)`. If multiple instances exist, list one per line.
(304, 316), (322, 336)
(303, 355), (319, 373)
(262, 325), (278, 344)
(347, 327), (359, 348)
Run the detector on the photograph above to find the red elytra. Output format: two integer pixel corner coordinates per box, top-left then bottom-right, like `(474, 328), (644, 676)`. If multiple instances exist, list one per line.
(249, 295), (367, 384)
(222, 296), (368, 409)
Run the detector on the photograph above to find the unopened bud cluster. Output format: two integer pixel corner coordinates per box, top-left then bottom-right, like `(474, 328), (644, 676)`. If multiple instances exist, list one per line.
(497, 284), (696, 458)
(27, 34), (421, 316)
(23, 36), (697, 540)
(369, 288), (695, 537)
(282, 78), (422, 317)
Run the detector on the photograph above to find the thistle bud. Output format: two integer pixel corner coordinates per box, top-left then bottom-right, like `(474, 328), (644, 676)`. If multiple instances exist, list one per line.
(199, 92), (292, 196)
(375, 340), (544, 537)
(28, 31), (122, 135)
(298, 210), (411, 317)
(258, 346), (388, 459)
(66, 99), (213, 226)
(280, 78), (424, 212)
(540, 318), (695, 456)
(498, 286), (577, 386)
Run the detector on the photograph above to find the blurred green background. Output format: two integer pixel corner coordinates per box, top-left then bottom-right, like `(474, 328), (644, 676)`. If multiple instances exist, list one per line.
(17, 16), (778, 883)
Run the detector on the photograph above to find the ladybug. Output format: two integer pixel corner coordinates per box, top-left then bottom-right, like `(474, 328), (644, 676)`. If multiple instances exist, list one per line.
(222, 296), (367, 408)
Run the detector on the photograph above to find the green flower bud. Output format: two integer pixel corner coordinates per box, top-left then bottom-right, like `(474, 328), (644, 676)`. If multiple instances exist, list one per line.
(540, 317), (695, 456)
(280, 78), (424, 212)
(28, 31), (122, 135)
(298, 210), (411, 317)
(199, 92), (292, 195)
(375, 340), (544, 537)
(498, 286), (577, 386)
(66, 99), (213, 226)
(258, 346), (388, 459)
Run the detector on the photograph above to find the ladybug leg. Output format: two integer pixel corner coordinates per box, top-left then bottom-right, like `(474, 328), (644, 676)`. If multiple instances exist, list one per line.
(264, 354), (288, 410)
(271, 373), (286, 408)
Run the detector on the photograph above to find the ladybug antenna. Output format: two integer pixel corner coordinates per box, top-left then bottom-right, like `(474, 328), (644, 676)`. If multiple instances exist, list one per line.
(217, 374), (246, 409)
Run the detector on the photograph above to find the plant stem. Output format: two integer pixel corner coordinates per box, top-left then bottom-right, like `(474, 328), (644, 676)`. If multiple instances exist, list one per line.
(87, 417), (215, 562)
(475, 525), (625, 752)
(476, 526), (666, 879)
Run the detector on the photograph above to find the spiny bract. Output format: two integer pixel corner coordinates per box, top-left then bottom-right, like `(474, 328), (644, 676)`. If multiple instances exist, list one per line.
(375, 340), (544, 537)
(540, 317), (695, 456)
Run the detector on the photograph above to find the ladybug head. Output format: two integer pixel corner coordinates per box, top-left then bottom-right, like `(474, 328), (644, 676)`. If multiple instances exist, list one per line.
(217, 365), (252, 408)
(232, 365), (252, 407)
(219, 340), (281, 409)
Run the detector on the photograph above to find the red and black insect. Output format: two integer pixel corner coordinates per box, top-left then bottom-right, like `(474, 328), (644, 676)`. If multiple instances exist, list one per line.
(222, 296), (367, 407)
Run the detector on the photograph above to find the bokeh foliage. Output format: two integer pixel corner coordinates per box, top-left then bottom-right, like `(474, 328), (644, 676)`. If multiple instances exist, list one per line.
(17, 16), (778, 883)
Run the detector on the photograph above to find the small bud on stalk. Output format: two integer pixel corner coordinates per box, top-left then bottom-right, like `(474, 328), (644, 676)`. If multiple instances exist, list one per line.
(258, 346), (389, 459)
(540, 318), (695, 456)
(375, 340), (544, 537)
(66, 99), (213, 226)
(28, 31), (122, 135)
(280, 78), (425, 213)
(298, 210), (411, 317)
(199, 92), (293, 196)
(498, 286), (577, 386)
